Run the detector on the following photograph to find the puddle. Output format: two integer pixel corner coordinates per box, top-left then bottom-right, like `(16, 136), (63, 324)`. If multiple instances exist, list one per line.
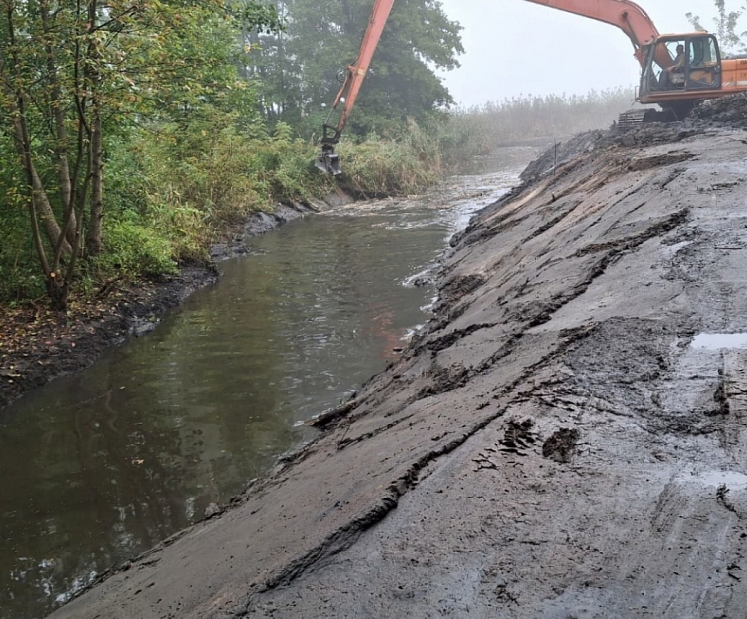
(691, 333), (747, 350)
(687, 470), (747, 487)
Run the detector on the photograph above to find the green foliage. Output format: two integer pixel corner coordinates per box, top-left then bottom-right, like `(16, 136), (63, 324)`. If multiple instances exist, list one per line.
(338, 119), (442, 196)
(0, 142), (46, 303)
(687, 1), (746, 54)
(96, 214), (179, 278)
(0, 209), (47, 304)
(129, 109), (333, 222)
(0, 0), (282, 309)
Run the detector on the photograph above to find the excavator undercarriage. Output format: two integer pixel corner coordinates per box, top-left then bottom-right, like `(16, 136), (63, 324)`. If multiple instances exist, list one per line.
(618, 100), (695, 131)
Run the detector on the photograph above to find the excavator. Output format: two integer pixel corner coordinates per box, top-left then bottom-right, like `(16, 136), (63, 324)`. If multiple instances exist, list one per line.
(316, 0), (747, 175)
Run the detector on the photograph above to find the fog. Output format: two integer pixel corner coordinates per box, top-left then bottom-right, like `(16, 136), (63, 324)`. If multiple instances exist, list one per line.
(437, 0), (733, 107)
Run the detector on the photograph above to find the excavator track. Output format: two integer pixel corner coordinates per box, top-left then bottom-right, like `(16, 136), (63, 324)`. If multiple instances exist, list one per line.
(618, 109), (648, 131)
(618, 107), (680, 131)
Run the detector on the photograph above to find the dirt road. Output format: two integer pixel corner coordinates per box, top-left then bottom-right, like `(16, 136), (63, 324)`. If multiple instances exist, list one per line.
(49, 115), (747, 618)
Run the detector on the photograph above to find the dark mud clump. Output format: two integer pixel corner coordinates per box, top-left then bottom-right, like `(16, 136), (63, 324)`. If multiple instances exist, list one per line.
(243, 203), (319, 238)
(500, 419), (538, 456)
(691, 93), (747, 127)
(542, 428), (581, 463)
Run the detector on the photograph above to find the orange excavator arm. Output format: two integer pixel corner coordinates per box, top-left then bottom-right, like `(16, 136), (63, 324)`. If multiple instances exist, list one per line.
(316, 0), (670, 175)
(524, 0), (658, 65)
(315, 0), (396, 175)
(524, 0), (672, 69)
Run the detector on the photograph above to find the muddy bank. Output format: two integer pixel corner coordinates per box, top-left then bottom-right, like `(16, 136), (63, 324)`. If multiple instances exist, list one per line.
(49, 111), (747, 618)
(0, 200), (333, 411)
(0, 266), (219, 411)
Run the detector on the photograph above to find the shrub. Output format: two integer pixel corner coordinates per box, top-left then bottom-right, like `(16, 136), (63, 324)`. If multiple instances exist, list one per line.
(338, 119), (442, 196)
(96, 214), (178, 278)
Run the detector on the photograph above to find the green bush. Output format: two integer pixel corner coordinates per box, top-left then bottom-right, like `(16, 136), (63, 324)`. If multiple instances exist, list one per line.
(127, 112), (333, 228)
(338, 119), (442, 196)
(96, 214), (178, 278)
(0, 141), (43, 303)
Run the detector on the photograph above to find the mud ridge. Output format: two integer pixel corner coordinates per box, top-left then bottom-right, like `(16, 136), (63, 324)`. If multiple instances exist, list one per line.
(426, 322), (497, 352)
(242, 406), (513, 611)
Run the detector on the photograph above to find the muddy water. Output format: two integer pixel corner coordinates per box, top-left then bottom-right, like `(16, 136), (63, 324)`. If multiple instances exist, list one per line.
(0, 147), (536, 619)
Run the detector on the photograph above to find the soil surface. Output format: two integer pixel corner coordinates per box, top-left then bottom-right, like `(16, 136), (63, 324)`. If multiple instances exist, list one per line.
(0, 201), (324, 411)
(49, 98), (747, 618)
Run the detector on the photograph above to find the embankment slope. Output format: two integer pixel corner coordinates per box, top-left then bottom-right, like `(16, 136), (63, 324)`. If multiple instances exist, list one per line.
(50, 118), (747, 618)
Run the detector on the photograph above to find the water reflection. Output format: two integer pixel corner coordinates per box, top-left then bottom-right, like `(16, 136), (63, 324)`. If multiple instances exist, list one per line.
(0, 148), (534, 619)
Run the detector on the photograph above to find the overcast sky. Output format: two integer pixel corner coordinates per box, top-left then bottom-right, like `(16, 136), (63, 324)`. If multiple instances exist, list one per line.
(436, 0), (733, 107)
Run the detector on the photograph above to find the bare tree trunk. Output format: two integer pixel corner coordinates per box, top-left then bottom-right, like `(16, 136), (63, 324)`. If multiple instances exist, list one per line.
(11, 119), (73, 256)
(40, 0), (77, 246)
(85, 0), (103, 256)
(86, 107), (103, 255)
(9, 88), (70, 310)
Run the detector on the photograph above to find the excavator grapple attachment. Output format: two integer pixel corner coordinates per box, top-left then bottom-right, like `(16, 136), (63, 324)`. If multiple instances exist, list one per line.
(315, 149), (342, 176)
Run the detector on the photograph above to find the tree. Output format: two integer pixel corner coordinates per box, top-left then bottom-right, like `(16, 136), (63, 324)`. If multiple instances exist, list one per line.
(0, 0), (279, 310)
(687, 0), (745, 54)
(251, 0), (463, 138)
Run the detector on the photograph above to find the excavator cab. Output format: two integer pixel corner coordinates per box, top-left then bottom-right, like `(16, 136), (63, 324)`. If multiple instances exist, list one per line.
(640, 34), (722, 99)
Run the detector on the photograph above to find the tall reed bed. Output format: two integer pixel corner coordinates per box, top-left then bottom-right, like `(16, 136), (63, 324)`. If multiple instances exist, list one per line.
(337, 120), (442, 197)
(438, 88), (636, 169)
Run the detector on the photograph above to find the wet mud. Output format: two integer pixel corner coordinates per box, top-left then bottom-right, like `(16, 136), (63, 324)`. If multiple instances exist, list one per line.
(48, 104), (747, 618)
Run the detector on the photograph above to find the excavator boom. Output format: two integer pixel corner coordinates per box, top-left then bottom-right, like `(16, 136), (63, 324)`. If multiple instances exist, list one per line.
(524, 0), (658, 65)
(315, 0), (396, 175)
(317, 0), (664, 175)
